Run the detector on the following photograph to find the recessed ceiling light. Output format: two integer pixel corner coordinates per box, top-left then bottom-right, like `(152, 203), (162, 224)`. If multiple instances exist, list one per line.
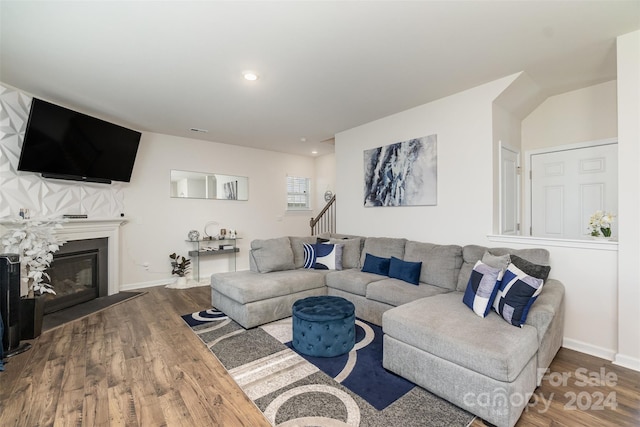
(243, 71), (259, 81)
(311, 150), (318, 155)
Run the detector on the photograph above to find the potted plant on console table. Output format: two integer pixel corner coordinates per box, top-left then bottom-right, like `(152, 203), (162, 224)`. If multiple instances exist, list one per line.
(1, 216), (66, 339)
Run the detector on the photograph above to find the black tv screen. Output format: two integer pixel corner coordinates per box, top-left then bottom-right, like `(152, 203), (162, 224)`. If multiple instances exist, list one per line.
(18, 98), (141, 183)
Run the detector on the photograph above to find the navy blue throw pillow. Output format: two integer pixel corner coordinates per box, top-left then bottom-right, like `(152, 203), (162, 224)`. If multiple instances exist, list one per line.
(388, 256), (422, 285)
(361, 253), (391, 276)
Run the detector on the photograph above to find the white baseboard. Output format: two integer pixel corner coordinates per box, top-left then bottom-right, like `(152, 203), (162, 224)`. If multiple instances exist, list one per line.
(563, 339), (640, 372)
(562, 338), (616, 361)
(120, 278), (173, 292)
(613, 354), (640, 372)
(120, 277), (210, 292)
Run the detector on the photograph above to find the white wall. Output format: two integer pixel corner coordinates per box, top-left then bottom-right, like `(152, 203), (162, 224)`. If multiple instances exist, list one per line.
(121, 132), (316, 287)
(491, 72), (546, 236)
(314, 153), (336, 210)
(492, 102), (523, 233)
(0, 84), (125, 218)
(335, 72), (636, 368)
(0, 83), (325, 290)
(521, 80), (618, 151)
(336, 75), (518, 243)
(490, 238), (619, 360)
(616, 30), (640, 370)
(515, 81), (621, 361)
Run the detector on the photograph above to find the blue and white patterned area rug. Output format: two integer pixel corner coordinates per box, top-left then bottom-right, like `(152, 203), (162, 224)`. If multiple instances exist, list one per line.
(182, 308), (475, 427)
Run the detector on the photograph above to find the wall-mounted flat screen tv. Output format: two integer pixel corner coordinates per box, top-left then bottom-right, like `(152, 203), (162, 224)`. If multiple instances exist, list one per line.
(18, 98), (141, 184)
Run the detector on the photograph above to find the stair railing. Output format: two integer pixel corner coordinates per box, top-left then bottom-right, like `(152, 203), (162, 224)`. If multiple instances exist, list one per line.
(310, 194), (336, 236)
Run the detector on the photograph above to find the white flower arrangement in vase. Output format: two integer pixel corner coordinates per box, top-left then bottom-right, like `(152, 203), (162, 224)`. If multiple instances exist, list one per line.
(1, 217), (66, 297)
(588, 210), (615, 238)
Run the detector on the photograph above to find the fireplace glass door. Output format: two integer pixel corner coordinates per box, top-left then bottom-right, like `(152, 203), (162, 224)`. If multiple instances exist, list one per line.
(42, 251), (98, 313)
(41, 238), (108, 314)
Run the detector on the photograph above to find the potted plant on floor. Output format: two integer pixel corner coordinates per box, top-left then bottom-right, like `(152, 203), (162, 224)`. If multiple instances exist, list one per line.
(169, 253), (191, 288)
(1, 217), (66, 339)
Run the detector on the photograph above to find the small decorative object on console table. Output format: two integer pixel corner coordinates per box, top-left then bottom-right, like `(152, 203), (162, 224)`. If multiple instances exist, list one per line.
(588, 210), (615, 240)
(187, 229), (200, 241)
(203, 221), (219, 240)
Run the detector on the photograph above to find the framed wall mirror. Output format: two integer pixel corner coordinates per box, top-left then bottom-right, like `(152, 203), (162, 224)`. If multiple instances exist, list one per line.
(170, 170), (248, 200)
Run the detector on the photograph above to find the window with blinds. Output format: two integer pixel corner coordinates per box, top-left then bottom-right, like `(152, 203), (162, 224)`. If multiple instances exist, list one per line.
(287, 176), (311, 210)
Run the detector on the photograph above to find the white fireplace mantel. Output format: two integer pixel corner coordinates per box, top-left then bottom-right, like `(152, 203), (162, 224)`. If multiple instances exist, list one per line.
(56, 218), (127, 296)
(1, 217), (127, 296)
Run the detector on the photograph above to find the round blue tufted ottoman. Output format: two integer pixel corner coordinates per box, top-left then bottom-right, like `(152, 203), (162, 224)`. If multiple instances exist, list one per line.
(292, 296), (355, 357)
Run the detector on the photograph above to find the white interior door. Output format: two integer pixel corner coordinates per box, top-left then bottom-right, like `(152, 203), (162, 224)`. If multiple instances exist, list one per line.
(530, 143), (617, 239)
(500, 144), (520, 235)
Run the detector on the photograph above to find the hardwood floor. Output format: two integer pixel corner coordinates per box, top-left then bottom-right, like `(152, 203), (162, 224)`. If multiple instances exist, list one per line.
(1, 285), (638, 426)
(470, 349), (640, 427)
(0, 285), (270, 427)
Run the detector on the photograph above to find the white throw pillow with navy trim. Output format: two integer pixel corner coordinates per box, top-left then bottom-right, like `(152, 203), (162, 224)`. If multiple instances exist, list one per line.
(303, 242), (343, 270)
(302, 243), (316, 269)
(314, 243), (343, 270)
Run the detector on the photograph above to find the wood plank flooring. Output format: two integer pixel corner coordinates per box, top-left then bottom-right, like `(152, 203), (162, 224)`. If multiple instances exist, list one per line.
(0, 285), (270, 427)
(1, 285), (638, 426)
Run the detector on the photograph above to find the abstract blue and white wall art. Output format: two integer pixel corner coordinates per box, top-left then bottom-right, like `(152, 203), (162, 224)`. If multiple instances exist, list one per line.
(363, 135), (437, 207)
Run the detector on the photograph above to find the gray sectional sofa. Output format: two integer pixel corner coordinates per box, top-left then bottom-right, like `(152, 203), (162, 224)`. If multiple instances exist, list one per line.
(210, 233), (565, 427)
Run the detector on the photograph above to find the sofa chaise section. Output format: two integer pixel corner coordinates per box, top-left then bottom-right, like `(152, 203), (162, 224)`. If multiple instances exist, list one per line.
(382, 246), (564, 427)
(212, 270), (327, 329)
(383, 291), (539, 427)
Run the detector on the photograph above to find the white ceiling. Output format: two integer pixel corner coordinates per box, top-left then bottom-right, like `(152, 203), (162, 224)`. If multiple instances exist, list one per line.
(1, 1), (638, 157)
